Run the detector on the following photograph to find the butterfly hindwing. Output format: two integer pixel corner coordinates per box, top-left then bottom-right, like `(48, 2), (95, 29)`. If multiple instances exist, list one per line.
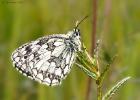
(11, 35), (76, 86)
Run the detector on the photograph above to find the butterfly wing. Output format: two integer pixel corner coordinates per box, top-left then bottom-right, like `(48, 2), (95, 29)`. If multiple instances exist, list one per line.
(11, 35), (76, 86)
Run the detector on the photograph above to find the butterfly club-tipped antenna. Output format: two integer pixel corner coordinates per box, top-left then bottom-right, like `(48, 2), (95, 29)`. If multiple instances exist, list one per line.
(75, 15), (88, 29)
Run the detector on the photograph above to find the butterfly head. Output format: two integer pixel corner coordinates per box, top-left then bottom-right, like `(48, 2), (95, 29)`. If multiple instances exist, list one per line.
(66, 16), (88, 51)
(72, 16), (88, 38)
(70, 28), (81, 38)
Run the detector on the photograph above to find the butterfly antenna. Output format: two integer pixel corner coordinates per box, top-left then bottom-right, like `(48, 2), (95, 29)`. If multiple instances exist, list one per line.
(75, 15), (88, 28)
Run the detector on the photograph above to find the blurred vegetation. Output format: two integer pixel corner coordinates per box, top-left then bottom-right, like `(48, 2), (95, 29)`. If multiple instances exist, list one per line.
(0, 0), (140, 100)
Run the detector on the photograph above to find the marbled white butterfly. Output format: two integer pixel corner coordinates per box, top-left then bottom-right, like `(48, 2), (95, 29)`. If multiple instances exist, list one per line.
(11, 16), (88, 86)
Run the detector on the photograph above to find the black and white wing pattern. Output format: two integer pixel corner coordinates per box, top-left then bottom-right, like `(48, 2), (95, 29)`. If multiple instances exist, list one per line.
(11, 35), (76, 86)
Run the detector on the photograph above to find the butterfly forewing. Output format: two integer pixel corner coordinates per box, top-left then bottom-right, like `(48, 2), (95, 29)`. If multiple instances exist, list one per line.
(11, 34), (76, 86)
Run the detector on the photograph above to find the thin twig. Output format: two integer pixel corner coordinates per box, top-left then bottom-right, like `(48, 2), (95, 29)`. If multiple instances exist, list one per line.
(86, 0), (97, 100)
(96, 80), (102, 100)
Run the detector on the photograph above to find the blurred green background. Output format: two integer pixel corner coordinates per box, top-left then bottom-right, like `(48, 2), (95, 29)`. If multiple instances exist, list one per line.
(0, 0), (140, 100)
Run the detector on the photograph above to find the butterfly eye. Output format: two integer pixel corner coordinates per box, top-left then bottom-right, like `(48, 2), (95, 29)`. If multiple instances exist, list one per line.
(75, 32), (79, 36)
(74, 29), (80, 36)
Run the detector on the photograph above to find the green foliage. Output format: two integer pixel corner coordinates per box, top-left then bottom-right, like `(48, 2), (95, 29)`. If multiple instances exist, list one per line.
(76, 43), (100, 80)
(102, 77), (131, 100)
(99, 55), (117, 85)
(76, 43), (130, 100)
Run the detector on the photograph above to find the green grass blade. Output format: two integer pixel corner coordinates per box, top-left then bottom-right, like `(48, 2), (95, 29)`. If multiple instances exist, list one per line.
(102, 77), (131, 100)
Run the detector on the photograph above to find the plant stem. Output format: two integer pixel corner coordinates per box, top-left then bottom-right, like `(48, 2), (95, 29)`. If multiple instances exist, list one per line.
(86, 0), (97, 99)
(96, 79), (102, 100)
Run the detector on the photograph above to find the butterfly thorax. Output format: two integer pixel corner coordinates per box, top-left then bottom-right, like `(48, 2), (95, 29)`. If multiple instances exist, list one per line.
(66, 28), (81, 52)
